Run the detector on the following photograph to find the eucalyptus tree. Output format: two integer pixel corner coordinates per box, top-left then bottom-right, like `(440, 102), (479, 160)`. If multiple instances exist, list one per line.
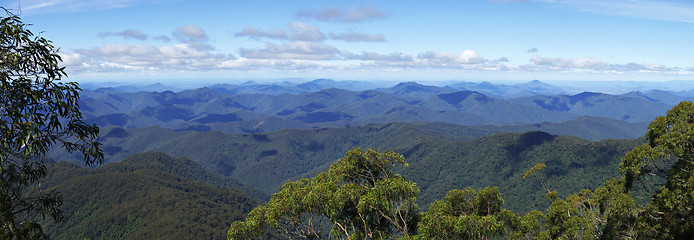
(621, 101), (694, 238)
(228, 148), (419, 240)
(416, 187), (518, 239)
(1, 9), (103, 238)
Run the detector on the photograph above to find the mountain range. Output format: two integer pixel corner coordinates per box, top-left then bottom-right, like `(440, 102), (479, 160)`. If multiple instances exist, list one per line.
(78, 80), (691, 140)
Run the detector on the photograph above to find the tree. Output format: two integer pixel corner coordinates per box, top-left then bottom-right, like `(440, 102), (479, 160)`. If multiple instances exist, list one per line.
(519, 163), (639, 239)
(228, 148), (419, 240)
(1, 9), (103, 239)
(509, 102), (694, 239)
(415, 187), (518, 240)
(620, 101), (694, 238)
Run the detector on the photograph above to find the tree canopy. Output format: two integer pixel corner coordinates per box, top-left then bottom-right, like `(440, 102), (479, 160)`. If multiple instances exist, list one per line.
(228, 148), (419, 239)
(1, 10), (102, 239)
(620, 101), (694, 238)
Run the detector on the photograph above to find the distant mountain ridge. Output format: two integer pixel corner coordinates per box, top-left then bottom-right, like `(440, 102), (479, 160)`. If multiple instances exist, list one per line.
(80, 79), (694, 97)
(447, 79), (568, 98)
(78, 80), (688, 139)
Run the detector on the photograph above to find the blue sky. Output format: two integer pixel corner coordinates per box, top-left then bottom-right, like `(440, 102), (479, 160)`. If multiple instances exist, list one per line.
(4, 0), (694, 84)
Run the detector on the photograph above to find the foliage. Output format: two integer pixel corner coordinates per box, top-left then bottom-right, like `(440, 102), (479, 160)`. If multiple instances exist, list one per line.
(504, 171), (642, 240)
(228, 148), (419, 239)
(620, 101), (694, 238)
(506, 103), (694, 239)
(39, 152), (257, 240)
(0, 10), (102, 239)
(404, 131), (640, 212)
(50, 124), (641, 214)
(416, 187), (516, 239)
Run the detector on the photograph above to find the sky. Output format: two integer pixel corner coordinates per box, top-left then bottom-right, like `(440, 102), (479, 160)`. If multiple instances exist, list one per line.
(3, 0), (694, 84)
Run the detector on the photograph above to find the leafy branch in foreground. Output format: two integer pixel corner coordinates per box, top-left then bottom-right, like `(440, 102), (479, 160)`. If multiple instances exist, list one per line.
(1, 9), (103, 239)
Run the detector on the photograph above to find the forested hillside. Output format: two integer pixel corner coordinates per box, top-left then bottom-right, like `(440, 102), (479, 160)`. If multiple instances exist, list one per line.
(400, 131), (641, 212)
(49, 123), (642, 213)
(39, 152), (259, 240)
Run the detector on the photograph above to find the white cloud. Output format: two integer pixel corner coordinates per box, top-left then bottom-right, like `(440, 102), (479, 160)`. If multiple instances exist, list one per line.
(616, 62), (673, 72)
(296, 5), (390, 22)
(528, 55), (678, 73)
(458, 50), (486, 64)
(417, 50), (486, 64)
(59, 52), (85, 67)
(56, 25), (250, 74)
(234, 23), (384, 43)
(288, 22), (325, 41)
(343, 49), (503, 71)
(233, 23), (326, 42)
(338, 50), (686, 74)
(98, 30), (149, 40)
(97, 61), (146, 71)
(216, 59), (331, 71)
(62, 42), (233, 74)
(531, 56), (609, 70)
(330, 32), (385, 42)
(343, 51), (413, 62)
(57, 18), (690, 78)
(234, 27), (287, 39)
(97, 29), (172, 42)
(173, 25), (213, 51)
(175, 25), (207, 40)
(62, 37), (688, 76)
(62, 45), (340, 73)
(154, 35), (171, 42)
(239, 41), (339, 60)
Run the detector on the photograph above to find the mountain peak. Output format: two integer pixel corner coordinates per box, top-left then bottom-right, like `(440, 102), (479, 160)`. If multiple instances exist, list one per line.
(438, 91), (489, 105)
(394, 82), (424, 87)
(526, 80), (544, 85)
(297, 78), (337, 90)
(380, 82), (454, 98)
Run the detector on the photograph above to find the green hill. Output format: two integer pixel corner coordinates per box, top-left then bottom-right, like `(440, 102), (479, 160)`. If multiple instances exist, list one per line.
(49, 123), (642, 213)
(397, 131), (641, 212)
(40, 152), (259, 240)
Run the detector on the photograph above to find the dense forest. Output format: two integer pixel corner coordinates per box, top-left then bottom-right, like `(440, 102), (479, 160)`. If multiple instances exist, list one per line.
(48, 123), (642, 213)
(40, 152), (257, 240)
